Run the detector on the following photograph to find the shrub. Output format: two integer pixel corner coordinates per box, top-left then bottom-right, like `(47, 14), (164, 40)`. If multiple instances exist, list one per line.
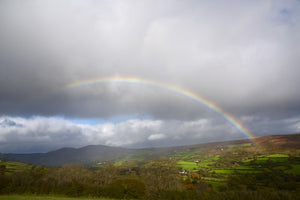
(105, 178), (146, 199)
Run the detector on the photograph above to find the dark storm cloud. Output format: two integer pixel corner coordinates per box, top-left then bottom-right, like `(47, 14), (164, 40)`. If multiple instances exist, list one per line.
(0, 0), (299, 118)
(0, 0), (300, 152)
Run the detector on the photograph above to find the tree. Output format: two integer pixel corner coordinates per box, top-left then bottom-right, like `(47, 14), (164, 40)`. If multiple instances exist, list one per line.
(105, 178), (146, 199)
(140, 158), (183, 197)
(94, 162), (120, 187)
(0, 165), (6, 175)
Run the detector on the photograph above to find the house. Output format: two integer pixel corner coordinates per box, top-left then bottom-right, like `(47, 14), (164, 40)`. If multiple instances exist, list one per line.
(179, 169), (188, 175)
(126, 168), (136, 175)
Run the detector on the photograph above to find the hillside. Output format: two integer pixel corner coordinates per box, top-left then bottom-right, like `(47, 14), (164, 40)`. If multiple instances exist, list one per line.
(1, 133), (299, 166)
(1, 145), (133, 166)
(0, 133), (299, 199)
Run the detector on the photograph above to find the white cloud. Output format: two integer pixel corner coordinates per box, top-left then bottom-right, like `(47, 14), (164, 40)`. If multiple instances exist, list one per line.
(1, 113), (299, 153)
(0, 116), (246, 153)
(148, 134), (166, 141)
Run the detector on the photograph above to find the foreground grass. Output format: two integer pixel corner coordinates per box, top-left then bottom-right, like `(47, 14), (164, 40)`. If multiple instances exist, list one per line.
(0, 195), (114, 200)
(1, 192), (299, 200)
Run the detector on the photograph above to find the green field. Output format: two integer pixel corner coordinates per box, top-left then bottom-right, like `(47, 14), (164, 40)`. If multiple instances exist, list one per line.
(209, 169), (261, 174)
(205, 181), (226, 188)
(0, 160), (32, 174)
(210, 169), (235, 174)
(242, 154), (290, 165)
(272, 166), (289, 170)
(0, 196), (113, 200)
(171, 148), (206, 160)
(255, 157), (269, 164)
(177, 160), (214, 170)
(177, 161), (197, 170)
(270, 157), (289, 162)
(285, 164), (300, 175)
(172, 144), (299, 195)
(198, 161), (213, 167)
(266, 154), (289, 158)
(234, 165), (253, 170)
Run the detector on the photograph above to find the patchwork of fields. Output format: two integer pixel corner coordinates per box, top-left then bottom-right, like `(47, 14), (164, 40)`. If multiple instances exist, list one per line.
(174, 142), (300, 188)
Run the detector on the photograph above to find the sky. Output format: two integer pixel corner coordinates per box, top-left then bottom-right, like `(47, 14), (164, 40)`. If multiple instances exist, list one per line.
(0, 0), (300, 153)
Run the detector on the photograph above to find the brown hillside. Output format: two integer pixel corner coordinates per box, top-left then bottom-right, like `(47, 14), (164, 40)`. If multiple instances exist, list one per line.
(252, 133), (300, 151)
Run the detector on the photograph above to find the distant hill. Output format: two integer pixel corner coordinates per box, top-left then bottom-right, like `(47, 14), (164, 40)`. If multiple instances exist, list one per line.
(1, 145), (133, 166)
(1, 133), (299, 166)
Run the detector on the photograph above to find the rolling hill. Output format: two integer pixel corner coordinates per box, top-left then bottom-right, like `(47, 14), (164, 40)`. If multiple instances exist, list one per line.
(1, 133), (299, 166)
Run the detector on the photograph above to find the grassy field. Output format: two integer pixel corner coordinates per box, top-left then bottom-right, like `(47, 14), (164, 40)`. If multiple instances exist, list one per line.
(210, 169), (261, 174)
(266, 154), (289, 158)
(177, 160), (214, 170)
(285, 164), (300, 175)
(0, 195), (114, 200)
(177, 161), (197, 170)
(172, 142), (300, 191)
(254, 157), (269, 164)
(0, 160), (32, 174)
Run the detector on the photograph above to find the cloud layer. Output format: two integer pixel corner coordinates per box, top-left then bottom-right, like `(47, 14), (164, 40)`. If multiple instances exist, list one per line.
(1, 115), (299, 153)
(0, 0), (300, 152)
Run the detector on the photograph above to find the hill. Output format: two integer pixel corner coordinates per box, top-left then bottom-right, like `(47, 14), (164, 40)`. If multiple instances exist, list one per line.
(1, 145), (132, 166)
(1, 133), (299, 166)
(0, 133), (299, 199)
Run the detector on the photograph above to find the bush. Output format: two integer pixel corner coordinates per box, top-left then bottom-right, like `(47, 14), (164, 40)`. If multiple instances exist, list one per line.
(105, 178), (146, 199)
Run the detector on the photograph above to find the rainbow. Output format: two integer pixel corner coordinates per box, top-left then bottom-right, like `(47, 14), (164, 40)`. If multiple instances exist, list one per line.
(66, 76), (255, 142)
